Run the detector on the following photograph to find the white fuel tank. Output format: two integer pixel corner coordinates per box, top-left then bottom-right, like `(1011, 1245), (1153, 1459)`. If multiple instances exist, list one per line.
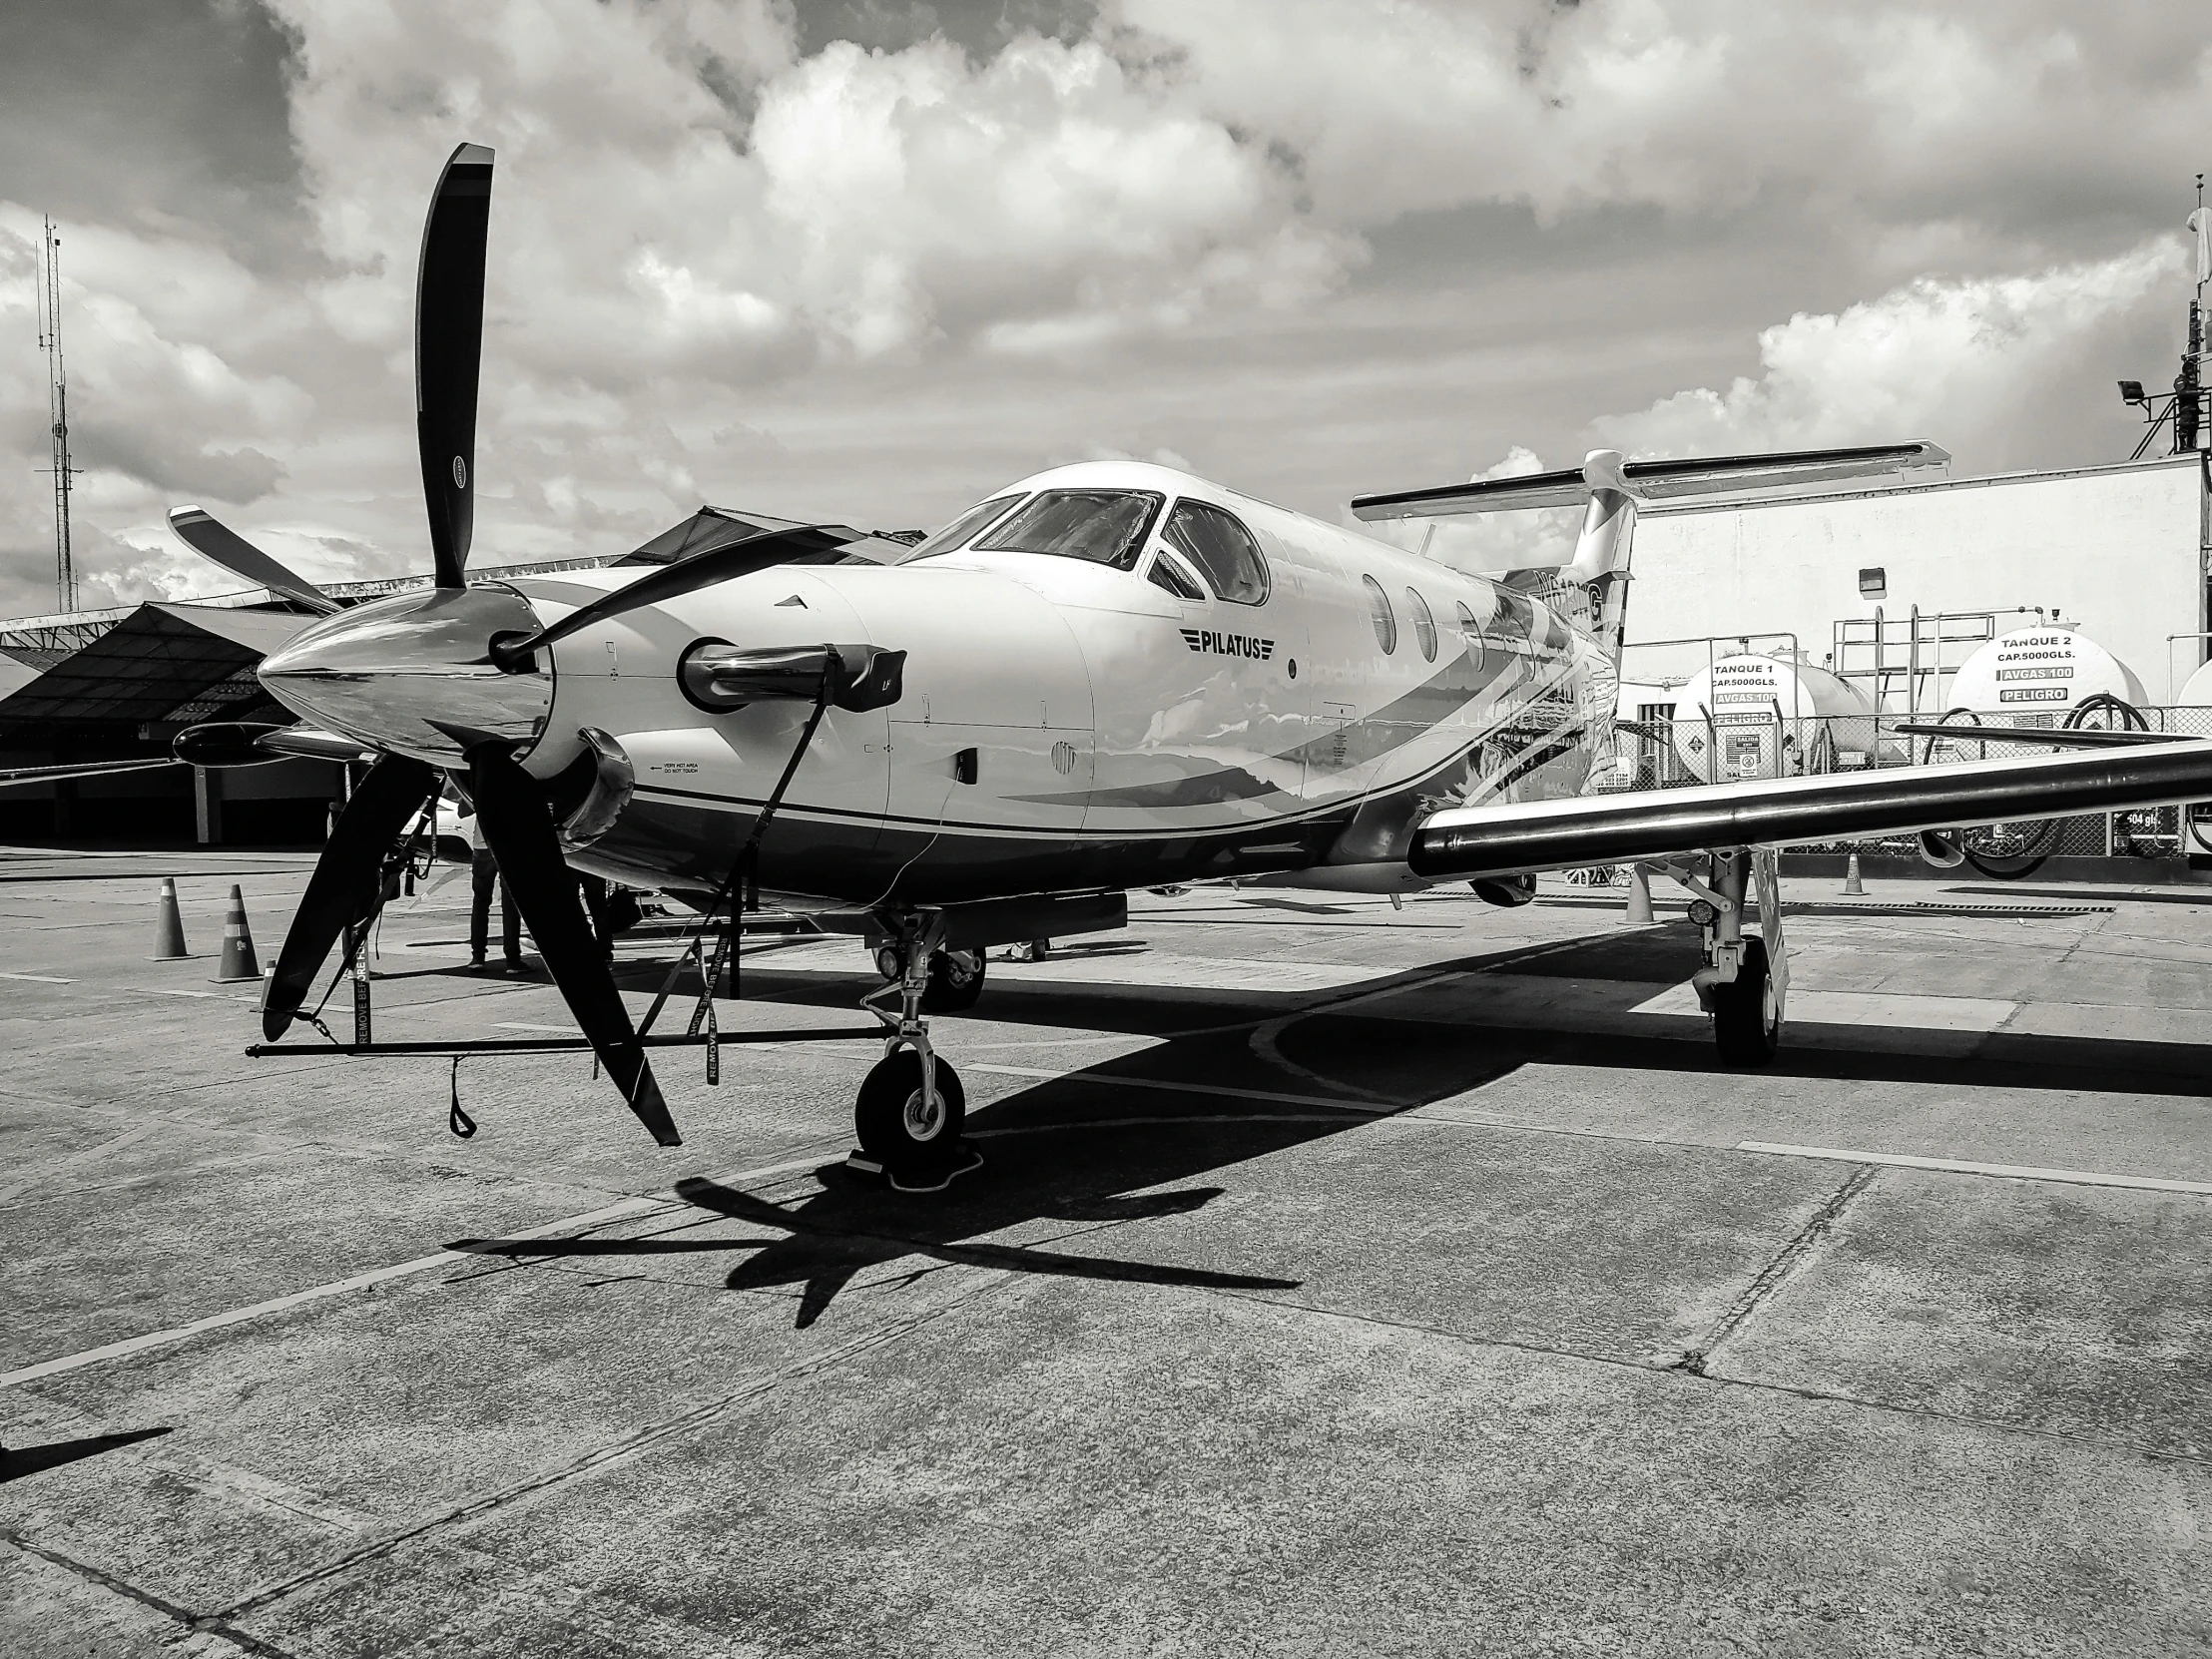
(1669, 652), (1875, 783)
(1947, 625), (2146, 721)
(2173, 657), (2212, 708)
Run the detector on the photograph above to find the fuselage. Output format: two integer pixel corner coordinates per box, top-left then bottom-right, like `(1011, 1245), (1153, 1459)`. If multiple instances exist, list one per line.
(263, 461), (1614, 909)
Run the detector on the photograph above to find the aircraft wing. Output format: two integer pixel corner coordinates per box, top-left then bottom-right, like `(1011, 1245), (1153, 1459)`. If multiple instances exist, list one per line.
(1409, 741), (2212, 879)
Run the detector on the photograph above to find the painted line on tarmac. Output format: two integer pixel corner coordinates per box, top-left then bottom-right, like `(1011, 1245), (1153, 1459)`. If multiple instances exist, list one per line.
(0, 1154), (832, 1391)
(0, 970), (73, 983)
(122, 984), (257, 1003)
(965, 1062), (1391, 1114)
(1737, 1141), (2212, 1196)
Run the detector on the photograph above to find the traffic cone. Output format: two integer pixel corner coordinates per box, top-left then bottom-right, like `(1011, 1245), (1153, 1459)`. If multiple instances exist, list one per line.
(1624, 863), (1653, 924)
(150, 877), (190, 960)
(1843, 851), (1865, 895)
(211, 884), (261, 983)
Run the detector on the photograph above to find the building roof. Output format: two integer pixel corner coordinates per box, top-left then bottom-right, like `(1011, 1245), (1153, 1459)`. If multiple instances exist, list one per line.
(0, 601), (313, 734)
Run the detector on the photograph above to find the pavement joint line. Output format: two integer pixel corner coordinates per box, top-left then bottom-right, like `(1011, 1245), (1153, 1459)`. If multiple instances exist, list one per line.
(1676, 1166), (1879, 1378)
(206, 1281), (1004, 1624)
(0, 1154), (832, 1391)
(0, 1121), (163, 1207)
(2, 1529), (295, 1658)
(1736, 1141), (2212, 1195)
(1216, 1277), (2212, 1473)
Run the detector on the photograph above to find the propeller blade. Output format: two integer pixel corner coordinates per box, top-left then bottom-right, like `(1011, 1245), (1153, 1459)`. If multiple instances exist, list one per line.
(490, 523), (865, 668)
(467, 745), (682, 1147)
(264, 755), (436, 1041)
(169, 507), (342, 615)
(416, 142), (494, 589)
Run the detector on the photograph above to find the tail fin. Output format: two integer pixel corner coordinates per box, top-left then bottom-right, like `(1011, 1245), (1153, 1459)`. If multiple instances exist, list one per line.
(1351, 440), (1950, 665)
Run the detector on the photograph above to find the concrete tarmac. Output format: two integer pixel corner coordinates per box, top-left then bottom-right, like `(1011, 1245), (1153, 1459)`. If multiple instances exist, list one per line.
(1, 850), (2209, 1656)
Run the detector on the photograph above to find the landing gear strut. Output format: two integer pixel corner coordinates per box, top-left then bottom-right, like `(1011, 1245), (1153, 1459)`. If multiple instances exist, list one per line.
(853, 910), (983, 1192)
(872, 941), (987, 1012)
(1652, 847), (1788, 1065)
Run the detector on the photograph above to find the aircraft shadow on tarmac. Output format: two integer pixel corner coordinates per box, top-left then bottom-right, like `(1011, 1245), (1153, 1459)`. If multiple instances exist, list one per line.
(457, 1144), (1311, 1331)
(451, 917), (2212, 1329)
(0, 1427), (172, 1484)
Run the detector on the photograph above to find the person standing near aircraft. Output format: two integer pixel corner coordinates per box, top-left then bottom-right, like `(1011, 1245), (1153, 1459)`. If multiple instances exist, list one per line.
(464, 807), (524, 973)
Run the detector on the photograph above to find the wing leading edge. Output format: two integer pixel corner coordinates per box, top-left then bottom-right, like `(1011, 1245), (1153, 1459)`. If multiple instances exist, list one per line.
(1409, 741), (2212, 879)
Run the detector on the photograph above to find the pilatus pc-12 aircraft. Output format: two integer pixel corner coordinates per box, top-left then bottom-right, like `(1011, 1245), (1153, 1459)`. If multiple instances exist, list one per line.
(122, 145), (2212, 1176)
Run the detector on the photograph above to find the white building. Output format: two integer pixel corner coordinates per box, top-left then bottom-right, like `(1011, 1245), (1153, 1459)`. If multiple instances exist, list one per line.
(1623, 453), (2210, 711)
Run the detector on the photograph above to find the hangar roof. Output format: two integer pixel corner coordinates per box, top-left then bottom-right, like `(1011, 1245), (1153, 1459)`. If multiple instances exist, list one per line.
(0, 602), (311, 734)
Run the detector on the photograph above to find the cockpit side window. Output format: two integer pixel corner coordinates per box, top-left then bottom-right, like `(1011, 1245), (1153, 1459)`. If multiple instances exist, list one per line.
(1162, 500), (1270, 605)
(905, 492), (1026, 560)
(974, 490), (1165, 570)
(1145, 550), (1207, 601)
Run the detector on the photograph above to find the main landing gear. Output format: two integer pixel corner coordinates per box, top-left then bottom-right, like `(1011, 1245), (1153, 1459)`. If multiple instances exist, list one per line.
(853, 911), (984, 1193)
(1648, 848), (1788, 1065)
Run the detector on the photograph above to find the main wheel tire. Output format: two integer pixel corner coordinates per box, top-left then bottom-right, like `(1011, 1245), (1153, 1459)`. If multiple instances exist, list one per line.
(854, 1051), (966, 1163)
(1712, 936), (1781, 1065)
(920, 948), (985, 1013)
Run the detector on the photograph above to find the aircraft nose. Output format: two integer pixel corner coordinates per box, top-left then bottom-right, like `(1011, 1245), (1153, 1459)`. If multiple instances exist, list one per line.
(258, 585), (553, 765)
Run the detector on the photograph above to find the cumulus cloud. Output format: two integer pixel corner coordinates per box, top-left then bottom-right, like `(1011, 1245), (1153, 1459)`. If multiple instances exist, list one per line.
(1, 0), (2207, 613)
(1590, 241), (2184, 458)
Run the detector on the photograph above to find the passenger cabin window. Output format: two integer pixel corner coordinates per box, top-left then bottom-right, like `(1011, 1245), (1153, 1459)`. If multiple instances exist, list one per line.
(1455, 600), (1486, 671)
(1145, 551), (1206, 601)
(1363, 575), (1396, 654)
(974, 489), (1163, 570)
(1162, 500), (1270, 604)
(907, 492), (1024, 560)
(1406, 587), (1437, 662)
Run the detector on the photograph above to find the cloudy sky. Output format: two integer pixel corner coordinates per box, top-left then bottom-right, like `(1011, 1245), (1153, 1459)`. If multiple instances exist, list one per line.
(0, 0), (2203, 616)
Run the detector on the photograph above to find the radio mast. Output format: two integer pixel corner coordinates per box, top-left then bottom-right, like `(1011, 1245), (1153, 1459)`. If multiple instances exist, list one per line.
(35, 216), (79, 614)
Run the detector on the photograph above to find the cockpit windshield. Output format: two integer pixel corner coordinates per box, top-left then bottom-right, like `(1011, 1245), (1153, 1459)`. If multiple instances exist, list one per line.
(904, 492), (1025, 560)
(972, 490), (1164, 571)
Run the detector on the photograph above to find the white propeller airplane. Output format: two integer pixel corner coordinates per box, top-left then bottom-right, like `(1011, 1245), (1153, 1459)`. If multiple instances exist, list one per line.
(119, 144), (2212, 1177)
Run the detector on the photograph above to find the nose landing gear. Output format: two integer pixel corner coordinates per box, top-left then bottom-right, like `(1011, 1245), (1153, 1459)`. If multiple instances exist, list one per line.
(852, 910), (984, 1193)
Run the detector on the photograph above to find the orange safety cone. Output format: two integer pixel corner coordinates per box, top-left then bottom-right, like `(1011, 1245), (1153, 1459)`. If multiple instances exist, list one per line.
(211, 884), (261, 983)
(151, 877), (191, 960)
(1843, 850), (1866, 895)
(1624, 863), (1653, 925)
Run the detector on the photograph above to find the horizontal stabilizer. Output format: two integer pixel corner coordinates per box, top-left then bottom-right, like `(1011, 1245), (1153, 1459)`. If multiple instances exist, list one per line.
(1411, 740), (2212, 879)
(1352, 441), (1949, 522)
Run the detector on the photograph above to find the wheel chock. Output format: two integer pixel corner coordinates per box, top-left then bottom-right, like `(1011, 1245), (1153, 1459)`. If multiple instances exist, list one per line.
(842, 1140), (985, 1194)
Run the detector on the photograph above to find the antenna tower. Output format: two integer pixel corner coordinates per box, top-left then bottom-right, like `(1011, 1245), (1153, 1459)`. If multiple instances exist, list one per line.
(35, 216), (79, 614)
(2181, 174), (2207, 455)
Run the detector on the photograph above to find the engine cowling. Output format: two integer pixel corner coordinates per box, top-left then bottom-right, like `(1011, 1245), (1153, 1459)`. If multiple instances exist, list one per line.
(1470, 873), (1538, 907)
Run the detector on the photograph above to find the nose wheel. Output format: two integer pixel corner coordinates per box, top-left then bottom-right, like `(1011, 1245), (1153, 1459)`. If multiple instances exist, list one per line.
(853, 911), (984, 1193)
(855, 1049), (967, 1159)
